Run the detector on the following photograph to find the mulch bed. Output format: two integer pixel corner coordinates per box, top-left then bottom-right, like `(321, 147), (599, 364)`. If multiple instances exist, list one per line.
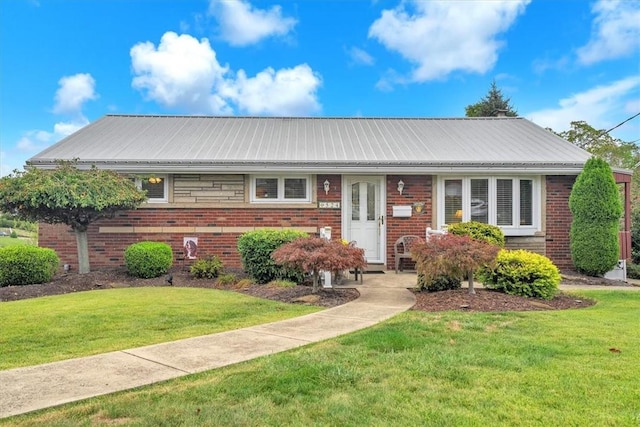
(0, 268), (629, 311)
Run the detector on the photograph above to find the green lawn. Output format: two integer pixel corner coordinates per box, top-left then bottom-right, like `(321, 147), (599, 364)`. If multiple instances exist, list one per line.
(0, 237), (33, 248)
(0, 287), (320, 370)
(4, 290), (639, 426)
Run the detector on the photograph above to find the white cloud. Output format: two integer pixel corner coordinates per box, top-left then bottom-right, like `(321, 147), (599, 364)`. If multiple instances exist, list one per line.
(223, 64), (321, 115)
(577, 0), (640, 65)
(131, 32), (232, 114)
(368, 0), (529, 84)
(209, 0), (297, 46)
(130, 31), (322, 116)
(52, 73), (98, 115)
(347, 46), (375, 66)
(526, 76), (640, 136)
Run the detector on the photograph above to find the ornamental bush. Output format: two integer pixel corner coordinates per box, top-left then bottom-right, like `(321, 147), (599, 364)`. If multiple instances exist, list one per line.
(124, 241), (173, 278)
(417, 273), (461, 292)
(190, 255), (224, 279)
(448, 221), (505, 247)
(478, 249), (560, 300)
(0, 246), (59, 287)
(237, 229), (308, 284)
(569, 157), (622, 276)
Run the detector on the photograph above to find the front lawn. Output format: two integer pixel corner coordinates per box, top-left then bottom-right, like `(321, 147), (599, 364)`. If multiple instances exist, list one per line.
(6, 291), (640, 426)
(0, 287), (320, 370)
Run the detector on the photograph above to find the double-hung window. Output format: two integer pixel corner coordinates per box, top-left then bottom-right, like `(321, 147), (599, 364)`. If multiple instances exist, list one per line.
(439, 176), (539, 235)
(250, 176), (311, 203)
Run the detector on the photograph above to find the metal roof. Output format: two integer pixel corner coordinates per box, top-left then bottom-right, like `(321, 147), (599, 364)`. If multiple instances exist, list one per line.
(28, 115), (592, 174)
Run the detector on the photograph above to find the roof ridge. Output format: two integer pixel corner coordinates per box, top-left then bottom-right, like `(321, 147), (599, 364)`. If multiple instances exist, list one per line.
(104, 114), (522, 121)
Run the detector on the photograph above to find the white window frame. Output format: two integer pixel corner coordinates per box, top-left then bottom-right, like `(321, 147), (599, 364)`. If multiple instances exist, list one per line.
(250, 175), (312, 203)
(135, 175), (168, 203)
(437, 176), (541, 236)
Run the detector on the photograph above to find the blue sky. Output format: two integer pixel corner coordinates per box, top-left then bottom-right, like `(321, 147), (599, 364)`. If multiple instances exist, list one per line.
(1, 0), (639, 176)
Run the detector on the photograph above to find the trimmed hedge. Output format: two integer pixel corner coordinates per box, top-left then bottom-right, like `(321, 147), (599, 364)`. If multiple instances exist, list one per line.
(569, 157), (622, 276)
(448, 221), (505, 247)
(0, 246), (59, 287)
(190, 255), (224, 279)
(478, 249), (560, 300)
(237, 229), (308, 284)
(124, 241), (173, 278)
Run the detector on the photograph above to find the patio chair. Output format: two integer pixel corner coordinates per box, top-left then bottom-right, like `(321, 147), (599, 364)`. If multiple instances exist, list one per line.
(394, 235), (424, 273)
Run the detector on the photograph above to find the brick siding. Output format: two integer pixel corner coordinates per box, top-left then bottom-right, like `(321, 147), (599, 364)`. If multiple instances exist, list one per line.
(39, 173), (576, 272)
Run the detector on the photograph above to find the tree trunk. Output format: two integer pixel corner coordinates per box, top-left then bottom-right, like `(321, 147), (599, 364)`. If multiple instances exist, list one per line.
(468, 271), (475, 294)
(312, 270), (320, 294)
(74, 229), (91, 274)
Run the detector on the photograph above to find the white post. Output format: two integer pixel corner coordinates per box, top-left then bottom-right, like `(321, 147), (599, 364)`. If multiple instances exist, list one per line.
(320, 227), (332, 288)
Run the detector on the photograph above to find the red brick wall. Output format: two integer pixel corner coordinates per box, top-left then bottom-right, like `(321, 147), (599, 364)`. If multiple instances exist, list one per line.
(41, 175), (343, 271)
(545, 175), (576, 270)
(385, 175), (433, 270)
(39, 173), (578, 272)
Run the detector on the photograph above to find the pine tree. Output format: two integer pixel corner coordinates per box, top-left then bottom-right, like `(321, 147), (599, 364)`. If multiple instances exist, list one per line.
(465, 80), (517, 117)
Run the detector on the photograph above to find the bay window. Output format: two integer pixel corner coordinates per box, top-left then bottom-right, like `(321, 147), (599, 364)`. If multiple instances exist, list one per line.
(439, 176), (539, 235)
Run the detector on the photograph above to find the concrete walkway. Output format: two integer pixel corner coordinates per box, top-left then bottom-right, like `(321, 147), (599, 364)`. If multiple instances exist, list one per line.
(0, 276), (415, 419)
(2, 272), (637, 418)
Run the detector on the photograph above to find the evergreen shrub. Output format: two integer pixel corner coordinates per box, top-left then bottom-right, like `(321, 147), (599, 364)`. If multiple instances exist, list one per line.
(0, 246), (59, 286)
(237, 229), (308, 284)
(569, 157), (622, 276)
(478, 249), (561, 300)
(417, 273), (462, 292)
(190, 255), (224, 279)
(124, 241), (173, 278)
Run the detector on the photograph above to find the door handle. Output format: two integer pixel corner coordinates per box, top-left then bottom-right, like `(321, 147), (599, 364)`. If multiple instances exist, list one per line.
(379, 215), (384, 226)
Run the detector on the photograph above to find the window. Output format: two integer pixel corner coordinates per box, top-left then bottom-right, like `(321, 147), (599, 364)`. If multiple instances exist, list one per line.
(439, 176), (538, 235)
(251, 176), (311, 202)
(134, 176), (168, 203)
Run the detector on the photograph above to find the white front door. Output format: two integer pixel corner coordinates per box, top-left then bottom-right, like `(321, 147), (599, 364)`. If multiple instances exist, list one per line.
(343, 176), (385, 263)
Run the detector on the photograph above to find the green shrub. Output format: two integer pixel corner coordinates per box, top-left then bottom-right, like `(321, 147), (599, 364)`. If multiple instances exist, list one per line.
(417, 273), (461, 292)
(190, 255), (224, 279)
(124, 241), (173, 278)
(0, 246), (59, 286)
(448, 221), (505, 247)
(627, 262), (640, 280)
(478, 249), (561, 300)
(10, 230), (18, 239)
(237, 229), (308, 284)
(216, 273), (237, 286)
(569, 157), (622, 276)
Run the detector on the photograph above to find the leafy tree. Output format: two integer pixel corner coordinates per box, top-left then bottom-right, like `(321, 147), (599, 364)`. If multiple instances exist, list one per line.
(556, 121), (639, 170)
(0, 162), (147, 274)
(411, 234), (500, 294)
(465, 80), (517, 117)
(569, 157), (622, 276)
(272, 237), (367, 293)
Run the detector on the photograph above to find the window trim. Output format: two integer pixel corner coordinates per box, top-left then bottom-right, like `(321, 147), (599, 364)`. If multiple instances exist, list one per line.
(437, 176), (540, 236)
(135, 175), (169, 203)
(250, 175), (312, 203)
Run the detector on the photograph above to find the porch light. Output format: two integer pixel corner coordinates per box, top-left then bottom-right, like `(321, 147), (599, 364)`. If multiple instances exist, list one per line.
(324, 179), (330, 195)
(397, 180), (405, 195)
(148, 176), (162, 184)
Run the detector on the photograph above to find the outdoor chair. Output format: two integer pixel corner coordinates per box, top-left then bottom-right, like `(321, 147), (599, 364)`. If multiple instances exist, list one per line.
(394, 235), (425, 273)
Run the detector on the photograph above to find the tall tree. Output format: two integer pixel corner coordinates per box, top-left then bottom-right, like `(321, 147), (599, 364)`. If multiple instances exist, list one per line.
(555, 120), (640, 211)
(0, 162), (147, 274)
(465, 80), (518, 117)
(556, 121), (639, 169)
